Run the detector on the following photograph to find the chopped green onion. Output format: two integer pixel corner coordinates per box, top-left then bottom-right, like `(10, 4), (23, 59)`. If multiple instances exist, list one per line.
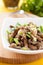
(26, 34), (31, 38)
(16, 23), (21, 27)
(38, 26), (43, 33)
(9, 37), (14, 43)
(6, 30), (11, 34)
(14, 38), (19, 45)
(27, 32), (31, 35)
(18, 29), (23, 35)
(21, 47), (28, 50)
(40, 26), (43, 33)
(19, 32), (23, 35)
(23, 24), (28, 26)
(26, 32), (31, 38)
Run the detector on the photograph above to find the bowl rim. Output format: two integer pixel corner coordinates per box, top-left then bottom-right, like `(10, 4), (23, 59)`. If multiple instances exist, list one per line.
(1, 17), (43, 54)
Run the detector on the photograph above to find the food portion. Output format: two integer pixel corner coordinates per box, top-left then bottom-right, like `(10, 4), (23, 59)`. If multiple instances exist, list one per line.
(7, 22), (43, 50)
(21, 0), (43, 17)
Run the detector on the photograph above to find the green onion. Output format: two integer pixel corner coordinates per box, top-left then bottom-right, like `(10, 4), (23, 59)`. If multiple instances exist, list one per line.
(21, 47), (28, 50)
(9, 37), (14, 43)
(26, 32), (31, 38)
(6, 30), (11, 34)
(27, 32), (31, 35)
(40, 26), (43, 33)
(16, 23), (21, 27)
(23, 24), (28, 26)
(26, 34), (31, 38)
(38, 26), (43, 33)
(19, 32), (23, 35)
(14, 38), (19, 45)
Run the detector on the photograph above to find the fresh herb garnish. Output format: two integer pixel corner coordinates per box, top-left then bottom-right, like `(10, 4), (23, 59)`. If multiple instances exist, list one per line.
(26, 32), (31, 38)
(14, 38), (19, 45)
(9, 37), (14, 43)
(6, 30), (11, 34)
(16, 23), (21, 27)
(21, 47), (28, 50)
(38, 26), (43, 33)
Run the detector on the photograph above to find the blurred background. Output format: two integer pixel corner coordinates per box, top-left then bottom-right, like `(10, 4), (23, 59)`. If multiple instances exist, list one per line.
(0, 0), (43, 17)
(0, 0), (23, 12)
(0, 0), (4, 8)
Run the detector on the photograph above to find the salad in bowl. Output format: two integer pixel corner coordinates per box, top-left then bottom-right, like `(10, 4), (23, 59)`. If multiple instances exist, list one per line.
(1, 18), (43, 54)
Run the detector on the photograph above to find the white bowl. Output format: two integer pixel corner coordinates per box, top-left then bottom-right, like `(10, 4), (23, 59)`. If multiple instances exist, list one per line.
(1, 17), (43, 54)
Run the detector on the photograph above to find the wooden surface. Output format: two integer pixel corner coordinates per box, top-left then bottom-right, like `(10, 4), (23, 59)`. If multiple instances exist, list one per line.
(0, 13), (43, 64)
